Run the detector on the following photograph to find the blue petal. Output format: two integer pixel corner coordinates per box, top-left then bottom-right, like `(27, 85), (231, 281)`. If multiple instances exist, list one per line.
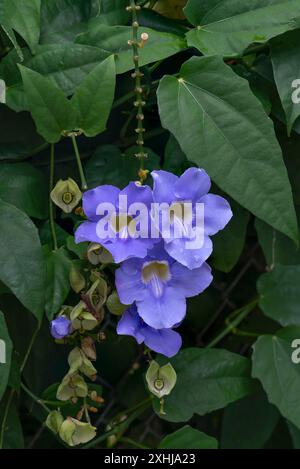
(174, 168), (211, 202)
(82, 185), (120, 221)
(115, 259), (146, 305)
(201, 194), (233, 236)
(169, 262), (213, 297)
(142, 327), (182, 358)
(164, 235), (213, 269)
(152, 170), (178, 204)
(117, 307), (144, 344)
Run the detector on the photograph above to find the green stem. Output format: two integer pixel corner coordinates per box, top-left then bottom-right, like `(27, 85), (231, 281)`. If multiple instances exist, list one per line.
(0, 324), (40, 448)
(49, 144), (58, 251)
(206, 299), (258, 348)
(21, 382), (51, 414)
(119, 436), (150, 449)
(71, 134), (88, 191)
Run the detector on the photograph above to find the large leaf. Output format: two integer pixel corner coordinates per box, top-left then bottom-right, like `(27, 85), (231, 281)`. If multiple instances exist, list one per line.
(221, 390), (279, 449)
(184, 0), (300, 57)
(0, 311), (12, 401)
(159, 426), (218, 449)
(0, 200), (45, 322)
(271, 30), (300, 135)
(154, 348), (256, 422)
(44, 247), (72, 321)
(157, 56), (298, 242)
(4, 0), (41, 53)
(0, 398), (24, 449)
(19, 65), (75, 143)
(252, 330), (300, 430)
(0, 44), (110, 112)
(77, 25), (187, 74)
(258, 265), (300, 326)
(72, 55), (116, 137)
(0, 163), (48, 219)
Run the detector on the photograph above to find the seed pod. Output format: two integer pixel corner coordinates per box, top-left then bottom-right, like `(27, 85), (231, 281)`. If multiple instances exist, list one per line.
(51, 178), (82, 214)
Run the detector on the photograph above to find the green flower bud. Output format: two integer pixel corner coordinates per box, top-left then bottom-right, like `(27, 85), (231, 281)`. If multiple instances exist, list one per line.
(69, 265), (86, 293)
(68, 347), (97, 378)
(146, 361), (177, 399)
(87, 243), (114, 265)
(106, 291), (128, 316)
(46, 410), (64, 434)
(59, 418), (96, 447)
(50, 178), (82, 214)
(56, 372), (88, 401)
(70, 302), (99, 331)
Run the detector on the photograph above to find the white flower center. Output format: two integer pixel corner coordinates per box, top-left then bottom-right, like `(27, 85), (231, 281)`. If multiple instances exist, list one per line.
(142, 261), (171, 298)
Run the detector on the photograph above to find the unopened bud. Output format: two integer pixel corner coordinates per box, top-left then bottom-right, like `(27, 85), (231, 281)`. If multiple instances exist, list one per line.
(51, 178), (82, 214)
(46, 410), (64, 434)
(69, 265), (86, 293)
(106, 291), (128, 316)
(146, 361), (177, 399)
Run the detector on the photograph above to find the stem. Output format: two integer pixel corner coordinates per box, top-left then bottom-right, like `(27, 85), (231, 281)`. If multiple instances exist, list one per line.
(0, 324), (40, 448)
(206, 299), (258, 348)
(128, 0), (148, 173)
(49, 144), (58, 251)
(119, 436), (150, 449)
(21, 382), (51, 414)
(71, 134), (88, 191)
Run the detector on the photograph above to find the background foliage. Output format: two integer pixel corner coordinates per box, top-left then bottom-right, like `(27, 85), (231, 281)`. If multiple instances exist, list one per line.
(1, 0), (300, 449)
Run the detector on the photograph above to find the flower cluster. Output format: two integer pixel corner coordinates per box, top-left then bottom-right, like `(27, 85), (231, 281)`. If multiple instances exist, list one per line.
(75, 168), (232, 357)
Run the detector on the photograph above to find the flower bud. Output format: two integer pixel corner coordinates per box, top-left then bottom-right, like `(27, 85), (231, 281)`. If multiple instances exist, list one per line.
(46, 410), (64, 434)
(106, 291), (128, 316)
(50, 178), (82, 214)
(69, 265), (86, 293)
(59, 417), (96, 446)
(56, 372), (88, 401)
(81, 336), (97, 361)
(87, 243), (114, 265)
(146, 361), (177, 399)
(68, 347), (97, 378)
(50, 316), (72, 339)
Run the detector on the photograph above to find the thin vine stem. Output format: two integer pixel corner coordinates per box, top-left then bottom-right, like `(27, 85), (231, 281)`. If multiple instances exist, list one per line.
(49, 143), (58, 251)
(128, 0), (148, 174)
(21, 382), (51, 414)
(71, 134), (88, 191)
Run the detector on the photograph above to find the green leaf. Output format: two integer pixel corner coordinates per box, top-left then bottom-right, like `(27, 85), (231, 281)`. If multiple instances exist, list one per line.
(153, 348), (256, 422)
(221, 390), (279, 449)
(159, 426), (218, 449)
(0, 163), (48, 219)
(85, 145), (160, 189)
(44, 247), (72, 320)
(184, 0), (300, 57)
(255, 217), (300, 267)
(0, 199), (45, 322)
(0, 398), (24, 449)
(4, 0), (41, 53)
(157, 56), (298, 242)
(211, 200), (249, 273)
(72, 55), (116, 137)
(77, 25), (187, 74)
(0, 44), (111, 112)
(0, 311), (12, 400)
(163, 135), (190, 174)
(258, 265), (300, 326)
(97, 0), (130, 25)
(19, 65), (75, 143)
(252, 331), (300, 430)
(271, 30), (300, 135)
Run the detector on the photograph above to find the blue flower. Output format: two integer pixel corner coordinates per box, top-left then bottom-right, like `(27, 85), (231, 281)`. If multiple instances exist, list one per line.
(151, 168), (232, 269)
(75, 182), (157, 263)
(117, 305), (182, 358)
(115, 242), (212, 329)
(51, 316), (72, 339)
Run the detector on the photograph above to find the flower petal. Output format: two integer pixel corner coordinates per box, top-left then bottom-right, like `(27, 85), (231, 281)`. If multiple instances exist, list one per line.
(82, 185), (120, 220)
(117, 307), (144, 344)
(142, 327), (182, 358)
(164, 235), (213, 269)
(169, 262), (213, 297)
(174, 168), (211, 202)
(152, 170), (178, 204)
(137, 287), (186, 329)
(115, 260), (146, 305)
(201, 194), (233, 236)
(75, 221), (101, 244)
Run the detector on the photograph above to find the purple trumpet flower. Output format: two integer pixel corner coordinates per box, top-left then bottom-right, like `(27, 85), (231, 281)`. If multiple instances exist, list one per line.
(115, 242), (213, 330)
(151, 167), (232, 269)
(51, 316), (72, 339)
(117, 304), (182, 358)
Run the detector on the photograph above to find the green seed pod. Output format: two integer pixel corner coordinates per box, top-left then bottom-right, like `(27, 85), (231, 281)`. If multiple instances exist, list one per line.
(59, 418), (96, 447)
(46, 410), (64, 434)
(106, 291), (128, 316)
(69, 265), (86, 293)
(87, 243), (114, 265)
(146, 360), (177, 399)
(56, 372), (88, 401)
(68, 347), (97, 378)
(50, 178), (82, 214)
